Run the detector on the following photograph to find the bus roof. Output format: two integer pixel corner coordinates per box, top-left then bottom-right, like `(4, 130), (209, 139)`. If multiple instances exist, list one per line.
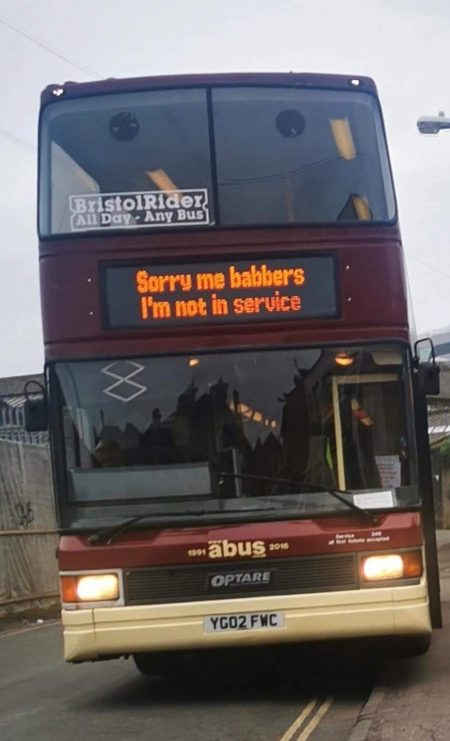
(41, 72), (378, 107)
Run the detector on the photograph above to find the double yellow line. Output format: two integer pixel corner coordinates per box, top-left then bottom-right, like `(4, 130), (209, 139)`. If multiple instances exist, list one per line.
(279, 697), (333, 741)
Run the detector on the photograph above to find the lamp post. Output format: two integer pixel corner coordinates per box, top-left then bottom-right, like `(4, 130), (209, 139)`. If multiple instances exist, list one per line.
(417, 112), (450, 135)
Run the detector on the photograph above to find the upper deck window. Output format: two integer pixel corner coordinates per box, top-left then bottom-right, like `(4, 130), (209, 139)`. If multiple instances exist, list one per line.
(213, 87), (395, 226)
(39, 85), (395, 236)
(39, 88), (213, 235)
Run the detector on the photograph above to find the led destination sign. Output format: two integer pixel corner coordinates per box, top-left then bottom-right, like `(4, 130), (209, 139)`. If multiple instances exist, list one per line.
(103, 256), (338, 329)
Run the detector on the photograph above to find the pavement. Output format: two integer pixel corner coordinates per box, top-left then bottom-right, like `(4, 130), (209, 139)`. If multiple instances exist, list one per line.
(350, 530), (450, 741)
(0, 602), (60, 634)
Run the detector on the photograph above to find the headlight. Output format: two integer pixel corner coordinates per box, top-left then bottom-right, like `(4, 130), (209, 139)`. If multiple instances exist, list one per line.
(362, 554), (404, 581)
(61, 573), (120, 603)
(361, 551), (422, 582)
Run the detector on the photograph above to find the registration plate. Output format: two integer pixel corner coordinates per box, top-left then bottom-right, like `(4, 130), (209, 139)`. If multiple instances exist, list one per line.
(204, 611), (284, 633)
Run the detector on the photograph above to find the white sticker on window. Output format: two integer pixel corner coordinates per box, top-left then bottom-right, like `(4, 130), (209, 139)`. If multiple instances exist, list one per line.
(69, 189), (211, 231)
(353, 490), (396, 509)
(101, 360), (146, 402)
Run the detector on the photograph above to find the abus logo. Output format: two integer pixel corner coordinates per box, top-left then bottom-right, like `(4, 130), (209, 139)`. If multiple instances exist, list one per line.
(208, 571), (272, 589)
(207, 539), (266, 559)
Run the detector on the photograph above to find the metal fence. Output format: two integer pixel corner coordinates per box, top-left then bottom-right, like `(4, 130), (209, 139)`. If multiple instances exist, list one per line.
(0, 438), (58, 614)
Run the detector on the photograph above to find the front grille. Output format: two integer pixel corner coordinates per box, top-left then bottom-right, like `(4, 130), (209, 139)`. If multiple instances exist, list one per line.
(124, 554), (358, 605)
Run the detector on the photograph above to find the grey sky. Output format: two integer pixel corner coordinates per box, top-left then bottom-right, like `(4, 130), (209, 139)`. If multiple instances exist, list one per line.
(0, 0), (449, 376)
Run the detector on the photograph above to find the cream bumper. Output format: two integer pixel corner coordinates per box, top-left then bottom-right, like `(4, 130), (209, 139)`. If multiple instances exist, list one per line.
(62, 582), (431, 662)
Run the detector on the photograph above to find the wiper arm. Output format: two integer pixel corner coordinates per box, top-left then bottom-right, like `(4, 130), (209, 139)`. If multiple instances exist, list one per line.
(89, 514), (156, 546)
(88, 506), (279, 546)
(218, 471), (378, 522)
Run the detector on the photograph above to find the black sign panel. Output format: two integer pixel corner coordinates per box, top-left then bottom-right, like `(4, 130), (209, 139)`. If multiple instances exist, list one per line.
(207, 570), (273, 591)
(102, 256), (338, 329)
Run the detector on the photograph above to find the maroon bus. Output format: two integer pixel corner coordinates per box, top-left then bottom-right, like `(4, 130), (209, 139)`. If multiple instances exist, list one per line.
(29, 72), (440, 672)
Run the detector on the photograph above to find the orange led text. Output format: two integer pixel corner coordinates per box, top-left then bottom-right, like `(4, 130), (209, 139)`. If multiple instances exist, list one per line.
(135, 262), (307, 323)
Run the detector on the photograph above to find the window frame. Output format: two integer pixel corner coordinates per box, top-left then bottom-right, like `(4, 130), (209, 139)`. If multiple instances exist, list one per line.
(38, 84), (397, 239)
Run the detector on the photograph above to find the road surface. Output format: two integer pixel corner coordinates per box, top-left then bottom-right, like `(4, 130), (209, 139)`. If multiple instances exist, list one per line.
(0, 624), (379, 741)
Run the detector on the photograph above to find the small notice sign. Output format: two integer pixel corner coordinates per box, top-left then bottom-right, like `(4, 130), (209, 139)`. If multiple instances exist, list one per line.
(375, 455), (401, 489)
(69, 189), (211, 231)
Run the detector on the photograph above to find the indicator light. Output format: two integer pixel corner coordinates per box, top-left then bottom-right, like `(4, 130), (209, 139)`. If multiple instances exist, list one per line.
(402, 551), (423, 578)
(334, 352), (354, 367)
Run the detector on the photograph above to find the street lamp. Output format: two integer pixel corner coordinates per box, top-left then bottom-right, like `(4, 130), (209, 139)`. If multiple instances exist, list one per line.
(417, 111), (450, 135)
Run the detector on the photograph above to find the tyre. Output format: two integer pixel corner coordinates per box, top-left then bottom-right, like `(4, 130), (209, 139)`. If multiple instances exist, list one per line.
(133, 650), (184, 676)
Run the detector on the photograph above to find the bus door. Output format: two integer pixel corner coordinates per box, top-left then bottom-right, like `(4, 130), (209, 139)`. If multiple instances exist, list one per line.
(331, 370), (442, 627)
(331, 373), (406, 493)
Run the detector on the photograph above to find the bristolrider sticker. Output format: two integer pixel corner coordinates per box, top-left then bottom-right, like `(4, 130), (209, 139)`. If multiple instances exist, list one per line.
(68, 189), (211, 231)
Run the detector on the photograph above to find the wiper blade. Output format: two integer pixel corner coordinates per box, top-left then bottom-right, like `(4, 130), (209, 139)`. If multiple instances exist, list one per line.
(88, 506), (278, 546)
(89, 471), (378, 546)
(218, 471), (377, 522)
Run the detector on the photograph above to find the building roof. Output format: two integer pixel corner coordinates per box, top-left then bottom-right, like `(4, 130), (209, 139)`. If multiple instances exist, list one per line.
(0, 373), (44, 397)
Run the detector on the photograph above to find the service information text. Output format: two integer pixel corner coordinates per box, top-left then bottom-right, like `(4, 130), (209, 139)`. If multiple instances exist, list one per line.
(102, 256), (338, 328)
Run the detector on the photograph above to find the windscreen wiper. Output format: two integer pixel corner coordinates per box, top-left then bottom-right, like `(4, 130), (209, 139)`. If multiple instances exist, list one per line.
(218, 471), (378, 522)
(88, 506), (278, 546)
(89, 473), (377, 547)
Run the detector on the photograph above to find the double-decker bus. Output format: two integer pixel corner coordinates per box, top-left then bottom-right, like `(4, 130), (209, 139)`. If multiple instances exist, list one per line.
(30, 72), (441, 672)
